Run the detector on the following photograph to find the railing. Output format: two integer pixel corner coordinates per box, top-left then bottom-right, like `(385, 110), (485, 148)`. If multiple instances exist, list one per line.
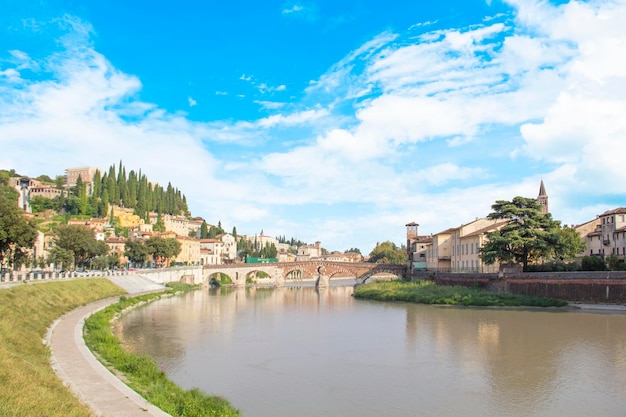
(0, 269), (131, 283)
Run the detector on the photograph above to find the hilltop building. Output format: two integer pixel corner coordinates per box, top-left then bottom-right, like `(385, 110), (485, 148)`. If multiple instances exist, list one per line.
(65, 166), (99, 189)
(10, 177), (62, 213)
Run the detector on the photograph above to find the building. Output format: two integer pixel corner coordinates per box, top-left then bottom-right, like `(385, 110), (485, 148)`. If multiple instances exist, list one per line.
(538, 180), (549, 215)
(408, 181), (551, 273)
(215, 234), (237, 261)
(598, 208), (626, 259)
(406, 222), (432, 271)
(199, 239), (223, 265)
(65, 166), (99, 189)
(10, 177), (62, 213)
(425, 228), (454, 271)
(148, 213), (202, 237)
(105, 237), (128, 266)
(451, 219), (509, 273)
(296, 241), (323, 261)
(174, 236), (201, 265)
(574, 218), (602, 257)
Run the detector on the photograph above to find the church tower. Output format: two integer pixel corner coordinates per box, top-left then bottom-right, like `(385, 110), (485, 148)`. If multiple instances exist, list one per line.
(537, 180), (548, 215)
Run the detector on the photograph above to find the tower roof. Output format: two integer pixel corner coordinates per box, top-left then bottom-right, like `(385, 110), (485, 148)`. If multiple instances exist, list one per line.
(538, 180), (547, 197)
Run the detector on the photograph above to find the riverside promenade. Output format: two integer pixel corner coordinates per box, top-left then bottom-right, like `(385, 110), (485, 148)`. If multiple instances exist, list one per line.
(46, 275), (172, 417)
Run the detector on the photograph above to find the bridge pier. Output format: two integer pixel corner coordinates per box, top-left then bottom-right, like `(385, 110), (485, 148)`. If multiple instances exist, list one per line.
(315, 274), (329, 288)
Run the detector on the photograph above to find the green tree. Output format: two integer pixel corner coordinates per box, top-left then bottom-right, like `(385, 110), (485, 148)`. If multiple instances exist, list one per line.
(47, 246), (74, 270)
(345, 247), (362, 254)
(124, 239), (151, 267)
(259, 242), (278, 259)
(208, 222), (225, 238)
(145, 236), (181, 267)
(29, 196), (57, 213)
(153, 210), (165, 232)
(0, 187), (38, 268)
(552, 226), (586, 261)
(200, 221), (209, 239)
(480, 196), (568, 271)
(53, 224), (106, 270)
(368, 241), (407, 264)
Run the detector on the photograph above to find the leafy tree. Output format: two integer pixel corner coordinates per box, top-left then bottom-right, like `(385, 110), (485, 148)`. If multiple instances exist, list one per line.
(47, 246), (74, 270)
(368, 241), (407, 264)
(153, 210), (165, 232)
(124, 239), (151, 268)
(35, 174), (54, 183)
(208, 222), (225, 238)
(91, 256), (109, 270)
(29, 195), (58, 213)
(200, 221), (209, 239)
(53, 224), (107, 270)
(259, 242), (278, 259)
(606, 254), (626, 271)
(480, 196), (571, 271)
(0, 187), (38, 268)
(145, 236), (181, 267)
(552, 226), (586, 261)
(345, 247), (362, 254)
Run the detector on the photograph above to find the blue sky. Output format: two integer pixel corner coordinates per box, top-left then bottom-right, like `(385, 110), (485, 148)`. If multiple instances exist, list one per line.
(1, 0), (625, 254)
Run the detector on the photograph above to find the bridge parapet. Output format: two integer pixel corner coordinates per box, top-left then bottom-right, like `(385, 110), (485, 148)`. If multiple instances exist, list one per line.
(135, 266), (203, 285)
(203, 261), (406, 286)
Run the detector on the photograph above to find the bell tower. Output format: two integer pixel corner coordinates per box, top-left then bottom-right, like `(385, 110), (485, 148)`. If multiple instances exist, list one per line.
(537, 180), (548, 215)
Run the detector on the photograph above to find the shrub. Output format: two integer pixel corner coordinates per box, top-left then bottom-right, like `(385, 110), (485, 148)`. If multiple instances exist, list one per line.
(581, 256), (606, 271)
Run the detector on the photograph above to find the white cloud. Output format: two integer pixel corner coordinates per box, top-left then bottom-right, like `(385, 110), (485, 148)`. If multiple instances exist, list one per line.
(254, 100), (286, 110)
(282, 4), (304, 15)
(281, 2), (318, 20)
(2, 2), (626, 252)
(188, 97), (197, 107)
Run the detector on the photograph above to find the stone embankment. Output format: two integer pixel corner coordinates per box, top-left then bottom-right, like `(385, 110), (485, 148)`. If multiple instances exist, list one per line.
(411, 271), (626, 304)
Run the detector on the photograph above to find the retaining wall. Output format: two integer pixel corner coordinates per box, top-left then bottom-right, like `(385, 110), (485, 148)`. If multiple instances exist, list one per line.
(410, 271), (626, 303)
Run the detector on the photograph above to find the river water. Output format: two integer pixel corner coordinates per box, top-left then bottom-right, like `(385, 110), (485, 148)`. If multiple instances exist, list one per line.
(118, 282), (626, 417)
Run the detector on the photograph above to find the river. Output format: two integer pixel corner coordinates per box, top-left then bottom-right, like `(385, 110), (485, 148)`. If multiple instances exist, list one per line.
(117, 281), (626, 417)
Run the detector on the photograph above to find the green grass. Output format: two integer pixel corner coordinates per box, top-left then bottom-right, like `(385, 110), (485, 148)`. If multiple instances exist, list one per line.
(0, 279), (126, 417)
(83, 283), (240, 417)
(354, 280), (568, 307)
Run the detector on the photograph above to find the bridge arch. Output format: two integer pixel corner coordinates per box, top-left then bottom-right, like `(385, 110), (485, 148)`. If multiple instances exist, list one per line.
(203, 261), (406, 287)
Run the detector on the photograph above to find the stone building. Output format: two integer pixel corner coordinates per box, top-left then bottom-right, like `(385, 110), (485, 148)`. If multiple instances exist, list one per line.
(65, 166), (99, 189)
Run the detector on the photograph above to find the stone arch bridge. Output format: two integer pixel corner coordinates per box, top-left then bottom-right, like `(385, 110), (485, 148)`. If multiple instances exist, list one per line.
(203, 261), (407, 288)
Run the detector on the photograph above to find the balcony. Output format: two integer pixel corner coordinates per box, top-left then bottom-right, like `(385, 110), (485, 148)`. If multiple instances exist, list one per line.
(603, 239), (611, 246)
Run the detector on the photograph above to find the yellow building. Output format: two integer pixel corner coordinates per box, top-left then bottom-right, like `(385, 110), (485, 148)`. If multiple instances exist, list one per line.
(175, 236), (201, 265)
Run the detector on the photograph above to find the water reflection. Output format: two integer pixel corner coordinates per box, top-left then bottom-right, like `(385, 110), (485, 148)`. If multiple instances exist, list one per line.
(118, 285), (626, 417)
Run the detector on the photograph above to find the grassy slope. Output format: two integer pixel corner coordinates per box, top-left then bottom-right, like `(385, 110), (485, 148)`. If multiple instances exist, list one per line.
(0, 279), (125, 417)
(354, 280), (568, 307)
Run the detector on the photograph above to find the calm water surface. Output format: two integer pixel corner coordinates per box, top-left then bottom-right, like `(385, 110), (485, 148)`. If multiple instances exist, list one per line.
(118, 282), (626, 417)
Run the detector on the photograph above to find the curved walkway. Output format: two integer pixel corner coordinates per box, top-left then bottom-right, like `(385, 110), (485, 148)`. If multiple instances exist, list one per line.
(46, 277), (172, 417)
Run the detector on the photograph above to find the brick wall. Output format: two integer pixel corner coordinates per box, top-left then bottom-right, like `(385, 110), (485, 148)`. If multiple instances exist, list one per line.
(410, 271), (626, 303)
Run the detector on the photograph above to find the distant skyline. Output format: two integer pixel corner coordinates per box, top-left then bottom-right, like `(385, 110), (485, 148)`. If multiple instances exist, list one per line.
(1, 0), (625, 253)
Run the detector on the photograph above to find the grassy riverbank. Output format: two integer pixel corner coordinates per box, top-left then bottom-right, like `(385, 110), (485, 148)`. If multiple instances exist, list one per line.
(354, 280), (568, 307)
(0, 279), (125, 417)
(83, 283), (240, 417)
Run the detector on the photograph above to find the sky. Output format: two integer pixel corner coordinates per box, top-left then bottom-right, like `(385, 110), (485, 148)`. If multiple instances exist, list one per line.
(1, 0), (625, 254)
